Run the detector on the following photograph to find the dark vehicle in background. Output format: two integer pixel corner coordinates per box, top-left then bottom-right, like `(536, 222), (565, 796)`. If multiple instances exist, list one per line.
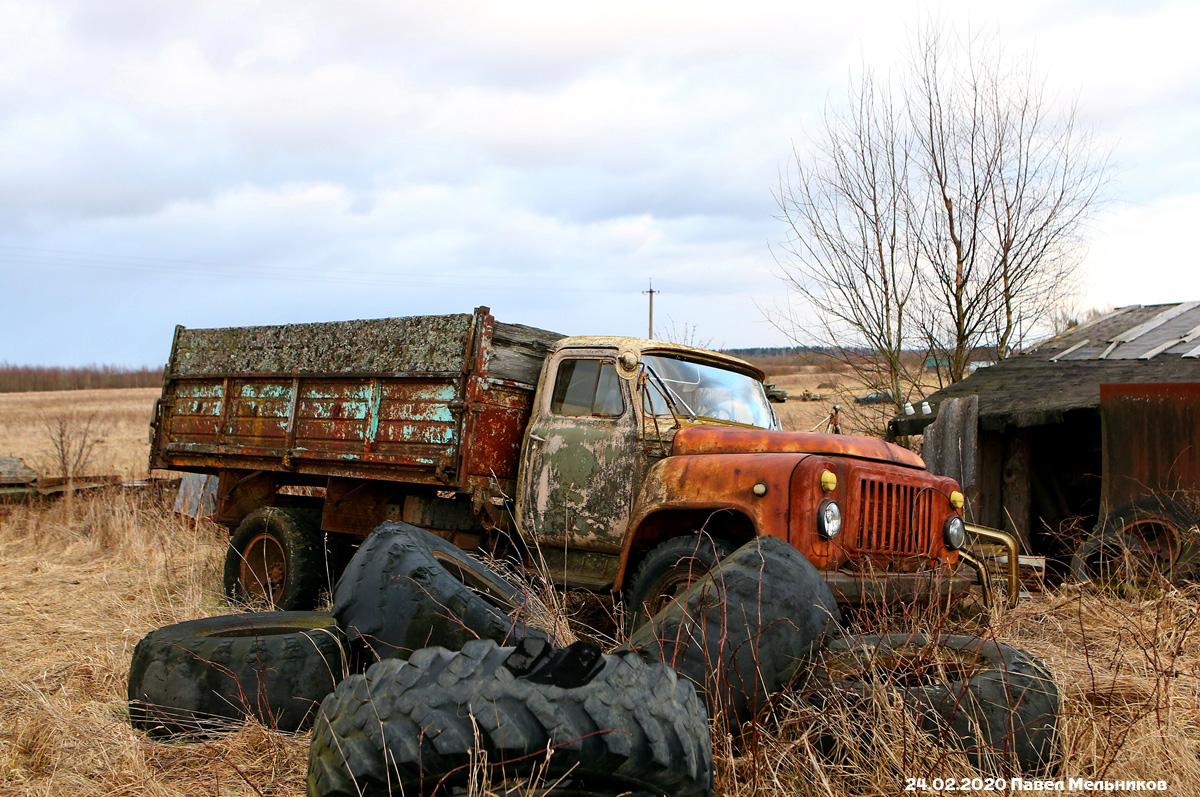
(855, 390), (893, 405)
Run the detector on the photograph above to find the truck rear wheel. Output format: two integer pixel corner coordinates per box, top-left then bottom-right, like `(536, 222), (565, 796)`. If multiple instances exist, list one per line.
(624, 535), (734, 632)
(224, 507), (330, 610)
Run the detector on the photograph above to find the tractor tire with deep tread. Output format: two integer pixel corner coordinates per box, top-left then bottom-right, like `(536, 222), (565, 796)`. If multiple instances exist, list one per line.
(624, 535), (734, 632)
(627, 534), (842, 729)
(224, 507), (332, 610)
(807, 633), (1059, 776)
(1071, 494), (1200, 584)
(128, 611), (350, 738)
(307, 638), (713, 797)
(332, 521), (547, 662)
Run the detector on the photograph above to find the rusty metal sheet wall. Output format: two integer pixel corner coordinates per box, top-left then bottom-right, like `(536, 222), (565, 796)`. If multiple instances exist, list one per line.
(461, 383), (535, 484)
(1101, 382), (1200, 509)
(168, 313), (476, 377)
(294, 379), (371, 454)
(162, 375), (466, 476)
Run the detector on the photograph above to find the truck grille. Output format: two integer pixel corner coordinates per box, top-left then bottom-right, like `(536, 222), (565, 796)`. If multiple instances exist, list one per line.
(855, 478), (936, 557)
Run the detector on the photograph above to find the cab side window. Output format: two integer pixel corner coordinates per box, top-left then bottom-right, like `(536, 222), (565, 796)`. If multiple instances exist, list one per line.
(550, 359), (625, 417)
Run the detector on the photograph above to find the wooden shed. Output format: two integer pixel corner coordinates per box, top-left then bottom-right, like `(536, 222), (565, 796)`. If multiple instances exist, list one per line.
(890, 303), (1200, 570)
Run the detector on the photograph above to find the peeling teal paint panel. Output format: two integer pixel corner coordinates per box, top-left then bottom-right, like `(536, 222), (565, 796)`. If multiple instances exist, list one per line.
(381, 383), (459, 402)
(301, 383), (373, 400)
(386, 403), (456, 423)
(238, 383), (291, 399)
(176, 382), (224, 399)
(368, 380), (383, 445)
(392, 424), (457, 444)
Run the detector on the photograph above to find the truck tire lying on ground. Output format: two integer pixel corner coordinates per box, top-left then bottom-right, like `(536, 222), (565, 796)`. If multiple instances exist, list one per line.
(307, 637), (713, 797)
(623, 534), (734, 632)
(1071, 494), (1200, 584)
(805, 634), (1059, 776)
(224, 507), (339, 611)
(128, 611), (349, 738)
(626, 534), (842, 730)
(333, 521), (547, 662)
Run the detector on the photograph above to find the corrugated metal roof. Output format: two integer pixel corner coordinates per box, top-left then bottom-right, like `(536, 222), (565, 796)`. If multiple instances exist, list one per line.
(1030, 303), (1200, 361)
(892, 302), (1200, 434)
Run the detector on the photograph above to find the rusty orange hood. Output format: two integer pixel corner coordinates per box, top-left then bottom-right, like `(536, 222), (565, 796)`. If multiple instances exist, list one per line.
(671, 425), (926, 469)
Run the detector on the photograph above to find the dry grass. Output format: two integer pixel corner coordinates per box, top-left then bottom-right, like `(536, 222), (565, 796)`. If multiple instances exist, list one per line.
(0, 388), (161, 480)
(3, 386), (1198, 795)
(714, 587), (1200, 795)
(0, 487), (310, 796)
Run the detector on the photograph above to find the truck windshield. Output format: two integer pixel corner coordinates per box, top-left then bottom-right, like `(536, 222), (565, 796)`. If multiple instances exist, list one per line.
(642, 354), (777, 430)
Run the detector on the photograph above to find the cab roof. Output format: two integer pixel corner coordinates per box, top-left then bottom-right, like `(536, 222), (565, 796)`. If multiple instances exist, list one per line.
(552, 336), (766, 382)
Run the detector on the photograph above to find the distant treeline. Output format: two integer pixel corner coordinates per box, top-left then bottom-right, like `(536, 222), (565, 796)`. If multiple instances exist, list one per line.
(0, 363), (164, 393)
(720, 346), (835, 358)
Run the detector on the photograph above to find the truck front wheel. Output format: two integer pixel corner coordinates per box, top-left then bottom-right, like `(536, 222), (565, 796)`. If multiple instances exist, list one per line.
(224, 507), (330, 610)
(624, 535), (733, 632)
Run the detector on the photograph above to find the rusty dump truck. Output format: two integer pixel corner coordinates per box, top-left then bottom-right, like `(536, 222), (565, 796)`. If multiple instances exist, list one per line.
(150, 307), (1013, 618)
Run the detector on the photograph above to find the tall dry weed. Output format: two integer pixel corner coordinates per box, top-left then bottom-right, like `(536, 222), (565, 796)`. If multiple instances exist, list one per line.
(5, 488), (1200, 795)
(0, 488), (311, 796)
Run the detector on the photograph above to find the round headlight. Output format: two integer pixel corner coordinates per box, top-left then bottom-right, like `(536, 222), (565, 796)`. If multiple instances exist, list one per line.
(943, 515), (966, 550)
(817, 499), (842, 539)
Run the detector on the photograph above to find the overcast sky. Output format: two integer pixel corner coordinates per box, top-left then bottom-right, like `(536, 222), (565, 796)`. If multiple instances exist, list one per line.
(2, 1), (1197, 367)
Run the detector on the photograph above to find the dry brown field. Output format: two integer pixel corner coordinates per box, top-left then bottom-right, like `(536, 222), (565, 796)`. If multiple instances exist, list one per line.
(3, 385), (1199, 795)
(0, 387), (161, 480)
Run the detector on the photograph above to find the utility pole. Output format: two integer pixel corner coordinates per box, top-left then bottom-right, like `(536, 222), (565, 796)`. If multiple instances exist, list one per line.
(643, 279), (658, 339)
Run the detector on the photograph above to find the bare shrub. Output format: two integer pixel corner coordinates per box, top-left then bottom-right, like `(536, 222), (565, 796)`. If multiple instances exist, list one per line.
(39, 409), (106, 480)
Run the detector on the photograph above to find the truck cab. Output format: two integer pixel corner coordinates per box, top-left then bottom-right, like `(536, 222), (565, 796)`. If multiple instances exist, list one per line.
(514, 337), (979, 626)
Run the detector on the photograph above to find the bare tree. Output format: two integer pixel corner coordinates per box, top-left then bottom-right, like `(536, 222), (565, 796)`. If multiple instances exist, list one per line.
(909, 25), (1106, 382)
(774, 70), (924, 414)
(776, 22), (1108, 392)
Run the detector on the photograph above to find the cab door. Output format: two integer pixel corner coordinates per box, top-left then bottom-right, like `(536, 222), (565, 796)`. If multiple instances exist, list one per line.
(517, 351), (641, 570)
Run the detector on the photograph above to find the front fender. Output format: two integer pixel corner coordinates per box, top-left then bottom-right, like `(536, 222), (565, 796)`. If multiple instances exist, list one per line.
(614, 452), (812, 588)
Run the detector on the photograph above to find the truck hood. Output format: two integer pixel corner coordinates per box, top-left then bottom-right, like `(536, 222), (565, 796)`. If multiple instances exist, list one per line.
(670, 425), (925, 469)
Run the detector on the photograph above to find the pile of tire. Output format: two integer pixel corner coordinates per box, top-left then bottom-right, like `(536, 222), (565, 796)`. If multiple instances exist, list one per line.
(619, 534), (1060, 778)
(127, 521), (1063, 793)
(126, 522), (715, 796)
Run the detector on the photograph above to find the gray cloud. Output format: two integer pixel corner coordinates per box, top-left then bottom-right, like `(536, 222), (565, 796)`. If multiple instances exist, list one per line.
(2, 1), (1198, 366)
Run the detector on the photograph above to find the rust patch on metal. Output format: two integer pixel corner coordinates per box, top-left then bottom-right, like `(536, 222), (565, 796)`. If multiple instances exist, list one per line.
(671, 425), (926, 469)
(1101, 382), (1200, 509)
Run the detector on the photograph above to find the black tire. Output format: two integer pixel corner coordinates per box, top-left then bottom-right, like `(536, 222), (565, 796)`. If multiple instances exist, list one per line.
(1071, 495), (1200, 584)
(128, 611), (350, 739)
(224, 507), (332, 610)
(307, 638), (712, 797)
(624, 535), (734, 632)
(807, 634), (1059, 776)
(332, 521), (547, 662)
(627, 534), (842, 730)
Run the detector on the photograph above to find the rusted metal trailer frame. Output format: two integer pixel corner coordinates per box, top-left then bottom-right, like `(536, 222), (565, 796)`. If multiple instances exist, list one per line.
(151, 307), (562, 542)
